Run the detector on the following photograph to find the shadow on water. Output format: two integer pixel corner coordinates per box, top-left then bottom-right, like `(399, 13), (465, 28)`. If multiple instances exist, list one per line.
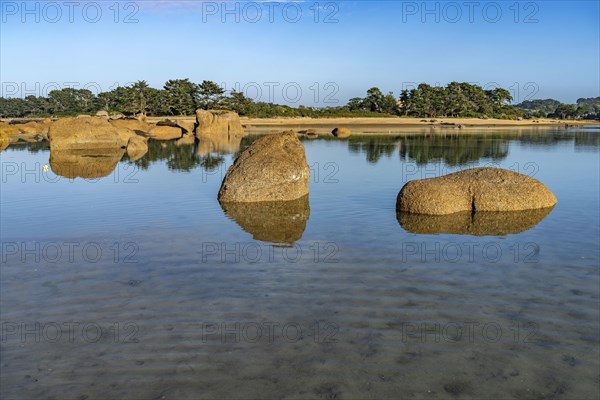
(397, 206), (555, 236)
(220, 195), (310, 245)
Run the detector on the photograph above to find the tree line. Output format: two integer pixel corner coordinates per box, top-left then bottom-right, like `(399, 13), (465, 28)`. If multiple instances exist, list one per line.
(347, 83), (518, 118)
(0, 79), (597, 120)
(515, 97), (600, 119)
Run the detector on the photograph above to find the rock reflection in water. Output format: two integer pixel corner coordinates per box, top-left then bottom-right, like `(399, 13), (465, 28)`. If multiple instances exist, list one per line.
(195, 133), (242, 155)
(50, 149), (125, 179)
(397, 207), (554, 236)
(220, 196), (310, 244)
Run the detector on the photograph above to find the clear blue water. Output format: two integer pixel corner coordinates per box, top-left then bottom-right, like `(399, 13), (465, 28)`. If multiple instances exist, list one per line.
(1, 128), (599, 399)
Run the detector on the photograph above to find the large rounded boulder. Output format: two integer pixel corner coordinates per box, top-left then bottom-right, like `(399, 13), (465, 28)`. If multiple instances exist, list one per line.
(48, 117), (124, 151)
(397, 167), (557, 215)
(218, 132), (310, 203)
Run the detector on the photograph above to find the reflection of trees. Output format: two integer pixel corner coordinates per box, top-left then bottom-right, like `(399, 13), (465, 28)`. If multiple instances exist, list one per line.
(124, 140), (226, 172)
(518, 132), (576, 147)
(348, 137), (398, 164)
(198, 154), (225, 171)
(6, 141), (50, 153)
(398, 134), (509, 166)
(574, 131), (600, 151)
(516, 130), (600, 150)
(344, 134), (511, 166)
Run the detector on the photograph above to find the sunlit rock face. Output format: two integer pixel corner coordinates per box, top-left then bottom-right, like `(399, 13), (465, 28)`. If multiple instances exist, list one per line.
(126, 136), (149, 161)
(397, 167), (557, 215)
(397, 207), (555, 236)
(195, 110), (243, 137)
(221, 195), (310, 244)
(48, 117), (124, 151)
(109, 118), (151, 134)
(218, 132), (310, 203)
(147, 125), (183, 141)
(50, 149), (125, 179)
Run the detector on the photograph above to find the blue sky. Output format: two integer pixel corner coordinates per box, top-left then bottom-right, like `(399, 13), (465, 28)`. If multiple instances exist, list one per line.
(1, 0), (598, 105)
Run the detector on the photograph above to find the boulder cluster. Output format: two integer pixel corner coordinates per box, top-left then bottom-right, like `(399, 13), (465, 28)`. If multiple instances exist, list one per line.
(2, 112), (560, 240)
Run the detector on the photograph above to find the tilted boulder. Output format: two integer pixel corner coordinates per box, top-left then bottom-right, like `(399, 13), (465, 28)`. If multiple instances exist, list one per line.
(397, 167), (557, 215)
(195, 110), (243, 137)
(0, 123), (21, 135)
(48, 117), (124, 151)
(0, 131), (15, 151)
(109, 118), (150, 134)
(332, 127), (351, 138)
(38, 118), (54, 133)
(174, 119), (196, 136)
(147, 125), (183, 140)
(126, 135), (149, 161)
(114, 127), (142, 147)
(218, 132), (310, 203)
(13, 121), (45, 134)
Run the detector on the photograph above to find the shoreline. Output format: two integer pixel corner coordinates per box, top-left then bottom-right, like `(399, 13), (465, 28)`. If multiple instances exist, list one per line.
(5, 116), (597, 129)
(238, 117), (598, 135)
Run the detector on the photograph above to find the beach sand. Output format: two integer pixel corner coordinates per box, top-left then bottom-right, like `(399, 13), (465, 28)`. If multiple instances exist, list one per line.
(235, 117), (597, 135)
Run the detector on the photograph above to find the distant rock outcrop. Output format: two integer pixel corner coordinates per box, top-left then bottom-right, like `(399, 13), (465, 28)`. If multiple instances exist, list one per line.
(0, 123), (21, 135)
(174, 119), (196, 136)
(332, 127), (351, 138)
(218, 132), (310, 203)
(195, 110), (244, 137)
(397, 167), (558, 215)
(147, 125), (183, 140)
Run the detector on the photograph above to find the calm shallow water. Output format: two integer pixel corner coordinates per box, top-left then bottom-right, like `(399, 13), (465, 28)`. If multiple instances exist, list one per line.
(1, 128), (599, 399)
